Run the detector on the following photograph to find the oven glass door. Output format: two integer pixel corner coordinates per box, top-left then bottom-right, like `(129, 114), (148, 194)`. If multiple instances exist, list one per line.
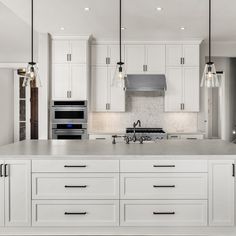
(52, 107), (87, 123)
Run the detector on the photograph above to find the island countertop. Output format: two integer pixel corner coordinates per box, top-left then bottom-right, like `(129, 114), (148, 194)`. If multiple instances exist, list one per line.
(0, 139), (235, 160)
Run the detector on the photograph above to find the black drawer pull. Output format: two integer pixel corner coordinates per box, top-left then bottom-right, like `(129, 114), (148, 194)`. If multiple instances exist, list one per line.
(153, 185), (175, 188)
(65, 185), (87, 188)
(0, 164), (3, 177)
(233, 164), (235, 177)
(4, 164), (8, 177)
(64, 165), (87, 168)
(153, 165), (175, 168)
(65, 212), (87, 215)
(153, 212), (175, 215)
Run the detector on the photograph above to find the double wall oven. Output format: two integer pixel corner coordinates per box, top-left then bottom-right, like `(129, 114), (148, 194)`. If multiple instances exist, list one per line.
(51, 101), (88, 140)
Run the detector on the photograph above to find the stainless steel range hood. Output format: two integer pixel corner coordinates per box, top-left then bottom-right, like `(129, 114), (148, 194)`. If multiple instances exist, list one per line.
(125, 74), (167, 92)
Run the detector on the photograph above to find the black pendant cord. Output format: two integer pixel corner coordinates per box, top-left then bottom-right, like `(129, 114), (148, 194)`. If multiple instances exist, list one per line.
(31, 0), (34, 64)
(209, 0), (211, 64)
(119, 0), (122, 64)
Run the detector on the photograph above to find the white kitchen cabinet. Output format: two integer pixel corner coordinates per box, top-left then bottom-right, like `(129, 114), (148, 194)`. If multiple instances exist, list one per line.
(52, 64), (70, 100)
(164, 67), (183, 112)
(125, 44), (165, 74)
(92, 44), (124, 66)
(209, 160), (235, 226)
(0, 160), (31, 227)
(52, 37), (89, 101)
(92, 66), (125, 112)
(166, 44), (199, 67)
(125, 45), (145, 74)
(165, 67), (199, 112)
(182, 67), (200, 112)
(0, 162), (4, 227)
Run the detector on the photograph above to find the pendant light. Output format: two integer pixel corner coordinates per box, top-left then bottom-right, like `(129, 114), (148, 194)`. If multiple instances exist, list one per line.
(22, 0), (41, 88)
(201, 0), (219, 88)
(112, 0), (125, 88)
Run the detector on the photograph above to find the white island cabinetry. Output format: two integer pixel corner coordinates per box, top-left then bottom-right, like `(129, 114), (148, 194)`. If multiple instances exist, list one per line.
(0, 160), (31, 227)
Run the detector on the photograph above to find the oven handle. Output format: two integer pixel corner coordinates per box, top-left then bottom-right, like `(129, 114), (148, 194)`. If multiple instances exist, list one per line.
(52, 107), (87, 111)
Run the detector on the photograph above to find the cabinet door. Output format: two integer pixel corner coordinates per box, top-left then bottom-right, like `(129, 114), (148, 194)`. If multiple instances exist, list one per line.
(164, 67), (183, 112)
(108, 67), (125, 112)
(166, 45), (182, 67)
(125, 45), (145, 74)
(5, 160), (31, 227)
(52, 64), (70, 100)
(146, 45), (166, 74)
(53, 40), (70, 63)
(71, 64), (87, 100)
(182, 67), (199, 112)
(209, 161), (235, 226)
(70, 41), (87, 64)
(0, 161), (4, 227)
(108, 45), (125, 67)
(183, 45), (199, 67)
(91, 45), (108, 66)
(92, 66), (108, 112)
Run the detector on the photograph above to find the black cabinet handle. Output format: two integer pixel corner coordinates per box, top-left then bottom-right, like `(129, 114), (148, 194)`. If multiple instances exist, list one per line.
(64, 165), (87, 168)
(4, 164), (8, 177)
(233, 164), (235, 177)
(65, 185), (87, 188)
(64, 212), (87, 215)
(153, 212), (175, 215)
(0, 164), (3, 177)
(153, 185), (175, 188)
(153, 165), (175, 168)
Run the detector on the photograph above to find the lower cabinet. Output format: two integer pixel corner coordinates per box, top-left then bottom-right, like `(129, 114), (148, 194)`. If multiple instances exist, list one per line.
(120, 200), (207, 226)
(0, 160), (31, 227)
(32, 200), (119, 226)
(209, 160), (235, 226)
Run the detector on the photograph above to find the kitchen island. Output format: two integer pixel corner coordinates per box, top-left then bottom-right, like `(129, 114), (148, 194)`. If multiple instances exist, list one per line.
(0, 140), (235, 236)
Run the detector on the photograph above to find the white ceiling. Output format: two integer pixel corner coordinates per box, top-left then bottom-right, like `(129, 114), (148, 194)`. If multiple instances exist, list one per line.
(1, 0), (236, 42)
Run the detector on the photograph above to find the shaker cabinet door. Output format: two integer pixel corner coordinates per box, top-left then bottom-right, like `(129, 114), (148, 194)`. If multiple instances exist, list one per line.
(4, 160), (31, 227)
(166, 45), (182, 67)
(91, 45), (108, 66)
(182, 67), (200, 112)
(183, 45), (199, 67)
(92, 66), (108, 112)
(70, 41), (87, 64)
(52, 64), (70, 100)
(209, 160), (235, 226)
(71, 64), (87, 100)
(164, 67), (183, 112)
(53, 40), (70, 63)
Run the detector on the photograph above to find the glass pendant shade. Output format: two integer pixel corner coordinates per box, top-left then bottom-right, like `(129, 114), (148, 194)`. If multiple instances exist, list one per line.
(201, 62), (219, 88)
(22, 63), (41, 88)
(112, 64), (125, 88)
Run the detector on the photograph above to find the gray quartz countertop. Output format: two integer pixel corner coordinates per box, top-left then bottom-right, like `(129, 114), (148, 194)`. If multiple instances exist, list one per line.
(0, 140), (236, 160)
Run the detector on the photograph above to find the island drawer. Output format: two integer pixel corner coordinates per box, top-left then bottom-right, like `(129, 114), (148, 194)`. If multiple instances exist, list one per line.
(120, 173), (207, 199)
(32, 200), (119, 226)
(32, 160), (119, 173)
(120, 160), (208, 173)
(120, 200), (207, 226)
(32, 173), (119, 199)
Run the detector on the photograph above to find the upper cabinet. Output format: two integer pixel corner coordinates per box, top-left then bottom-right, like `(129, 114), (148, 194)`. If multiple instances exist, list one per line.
(91, 44), (124, 67)
(125, 44), (165, 74)
(52, 37), (89, 101)
(166, 44), (199, 67)
(165, 44), (200, 112)
(91, 44), (125, 112)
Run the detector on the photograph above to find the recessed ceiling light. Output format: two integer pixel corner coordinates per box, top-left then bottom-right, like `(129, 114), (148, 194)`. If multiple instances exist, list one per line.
(60, 27), (65, 31)
(121, 27), (126, 30)
(156, 7), (163, 11)
(84, 7), (90, 11)
(180, 27), (185, 30)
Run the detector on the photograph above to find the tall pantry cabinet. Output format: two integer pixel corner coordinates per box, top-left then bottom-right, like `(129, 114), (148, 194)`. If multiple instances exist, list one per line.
(52, 36), (89, 101)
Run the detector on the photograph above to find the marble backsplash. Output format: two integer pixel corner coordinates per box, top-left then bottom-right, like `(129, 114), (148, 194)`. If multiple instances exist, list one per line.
(89, 92), (199, 133)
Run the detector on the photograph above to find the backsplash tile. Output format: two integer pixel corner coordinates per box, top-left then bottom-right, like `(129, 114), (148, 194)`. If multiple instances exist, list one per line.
(89, 92), (198, 133)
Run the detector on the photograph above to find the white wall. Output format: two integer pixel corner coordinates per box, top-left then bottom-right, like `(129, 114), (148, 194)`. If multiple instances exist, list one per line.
(0, 69), (14, 146)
